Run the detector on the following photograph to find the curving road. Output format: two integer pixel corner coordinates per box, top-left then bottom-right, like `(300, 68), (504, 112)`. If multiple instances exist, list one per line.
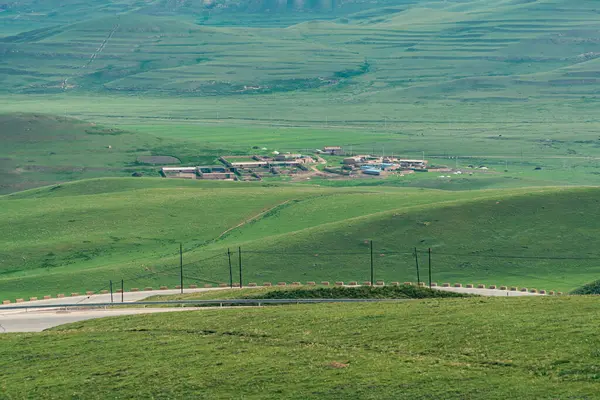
(0, 286), (542, 333)
(0, 308), (208, 333)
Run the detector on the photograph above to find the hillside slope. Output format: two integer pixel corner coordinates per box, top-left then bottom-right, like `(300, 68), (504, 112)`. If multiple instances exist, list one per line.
(1, 178), (598, 298)
(0, 113), (169, 193)
(2, 0), (599, 101)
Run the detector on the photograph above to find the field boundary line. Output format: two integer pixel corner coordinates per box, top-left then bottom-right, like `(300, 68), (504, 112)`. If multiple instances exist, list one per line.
(215, 199), (294, 240)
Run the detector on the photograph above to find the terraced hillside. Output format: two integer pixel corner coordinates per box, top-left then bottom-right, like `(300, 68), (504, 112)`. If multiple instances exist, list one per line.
(1, 177), (599, 299)
(2, 0), (600, 103)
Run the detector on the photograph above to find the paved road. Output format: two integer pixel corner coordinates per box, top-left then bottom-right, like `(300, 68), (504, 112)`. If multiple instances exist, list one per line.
(0, 285), (542, 311)
(435, 287), (543, 296)
(0, 287), (230, 309)
(0, 308), (210, 333)
(0, 285), (543, 333)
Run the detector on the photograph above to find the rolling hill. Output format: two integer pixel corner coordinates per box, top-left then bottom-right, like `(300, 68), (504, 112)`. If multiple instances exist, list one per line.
(1, 177), (599, 299)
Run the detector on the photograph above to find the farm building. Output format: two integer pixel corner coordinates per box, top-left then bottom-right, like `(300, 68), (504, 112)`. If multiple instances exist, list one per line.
(200, 172), (234, 180)
(362, 168), (382, 176)
(198, 166), (229, 173)
(274, 154), (302, 161)
(220, 156), (270, 168)
(161, 167), (196, 173)
(322, 146), (343, 155)
(197, 165), (235, 180)
(230, 161), (270, 168)
(343, 156), (362, 165)
(294, 156), (315, 165)
(221, 155), (314, 169)
(161, 165), (235, 180)
(161, 167), (198, 179)
(399, 159), (428, 169)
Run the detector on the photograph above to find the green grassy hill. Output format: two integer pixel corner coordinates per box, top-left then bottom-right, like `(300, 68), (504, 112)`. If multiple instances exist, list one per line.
(2, 0), (600, 103)
(3, 297), (600, 398)
(1, 177), (599, 298)
(0, 113), (169, 193)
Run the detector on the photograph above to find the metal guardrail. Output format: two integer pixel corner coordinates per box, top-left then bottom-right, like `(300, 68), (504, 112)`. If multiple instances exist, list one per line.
(0, 298), (410, 311)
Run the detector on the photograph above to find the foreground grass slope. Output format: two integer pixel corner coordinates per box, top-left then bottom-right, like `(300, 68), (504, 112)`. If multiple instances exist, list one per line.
(1, 178), (599, 298)
(2, 297), (600, 398)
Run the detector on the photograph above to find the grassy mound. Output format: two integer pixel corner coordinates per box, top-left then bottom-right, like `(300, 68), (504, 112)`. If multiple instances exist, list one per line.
(256, 285), (467, 299)
(570, 280), (600, 295)
(2, 297), (600, 398)
(147, 285), (468, 303)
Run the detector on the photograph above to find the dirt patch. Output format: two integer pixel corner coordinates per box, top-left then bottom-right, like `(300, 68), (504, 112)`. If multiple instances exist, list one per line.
(327, 361), (349, 369)
(137, 156), (180, 165)
(85, 127), (128, 135)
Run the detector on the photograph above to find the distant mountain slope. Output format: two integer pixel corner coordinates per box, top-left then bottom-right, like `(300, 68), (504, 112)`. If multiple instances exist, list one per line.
(1, 0), (599, 100)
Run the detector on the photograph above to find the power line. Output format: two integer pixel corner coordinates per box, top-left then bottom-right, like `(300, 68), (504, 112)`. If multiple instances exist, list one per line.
(418, 252), (600, 261)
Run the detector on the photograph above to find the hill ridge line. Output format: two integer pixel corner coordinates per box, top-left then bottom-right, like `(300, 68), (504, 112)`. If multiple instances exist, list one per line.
(211, 186), (576, 249)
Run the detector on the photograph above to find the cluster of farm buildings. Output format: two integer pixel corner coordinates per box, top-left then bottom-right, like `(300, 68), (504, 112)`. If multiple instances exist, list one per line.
(160, 146), (429, 181)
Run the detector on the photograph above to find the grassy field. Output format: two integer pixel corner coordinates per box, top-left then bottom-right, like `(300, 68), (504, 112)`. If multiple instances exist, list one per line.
(1, 177), (599, 299)
(5, 111), (600, 193)
(2, 296), (600, 398)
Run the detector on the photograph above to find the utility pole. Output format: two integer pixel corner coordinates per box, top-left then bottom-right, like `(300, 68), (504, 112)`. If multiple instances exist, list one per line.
(370, 240), (374, 286)
(121, 279), (124, 303)
(180, 243), (183, 294)
(414, 247), (421, 285)
(238, 247), (243, 289)
(110, 280), (113, 303)
(228, 248), (233, 288)
(428, 248), (432, 288)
